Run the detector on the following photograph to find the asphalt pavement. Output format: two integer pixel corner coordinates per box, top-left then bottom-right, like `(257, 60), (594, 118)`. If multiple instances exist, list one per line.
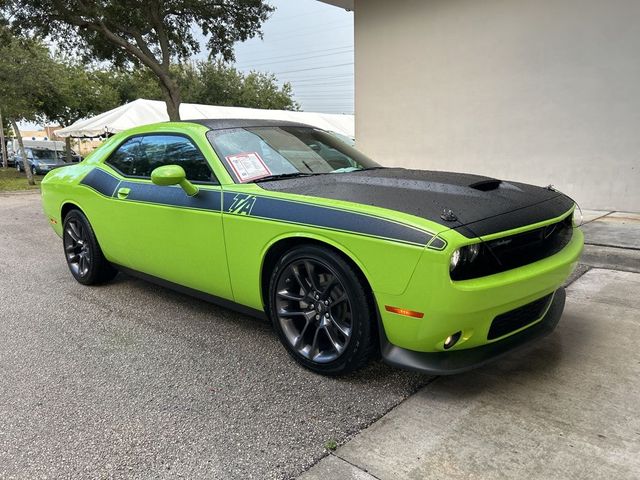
(0, 192), (430, 479)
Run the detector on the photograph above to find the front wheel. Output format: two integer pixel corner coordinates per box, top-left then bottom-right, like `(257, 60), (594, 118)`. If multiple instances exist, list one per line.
(31, 166), (37, 176)
(268, 245), (375, 375)
(62, 209), (118, 285)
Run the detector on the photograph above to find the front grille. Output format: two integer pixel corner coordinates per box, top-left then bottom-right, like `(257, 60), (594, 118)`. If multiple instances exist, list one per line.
(488, 293), (554, 340)
(450, 215), (574, 280)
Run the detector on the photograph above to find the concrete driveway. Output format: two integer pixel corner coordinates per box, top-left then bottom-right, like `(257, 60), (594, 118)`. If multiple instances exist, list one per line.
(0, 192), (428, 479)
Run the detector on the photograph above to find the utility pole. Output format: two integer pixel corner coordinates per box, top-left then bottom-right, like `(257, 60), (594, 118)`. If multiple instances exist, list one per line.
(0, 109), (8, 169)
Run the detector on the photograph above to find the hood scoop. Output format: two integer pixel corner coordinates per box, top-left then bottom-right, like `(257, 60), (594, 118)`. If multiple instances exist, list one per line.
(468, 179), (502, 191)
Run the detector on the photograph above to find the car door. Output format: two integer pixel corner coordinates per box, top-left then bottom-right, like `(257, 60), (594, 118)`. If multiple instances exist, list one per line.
(96, 133), (232, 300)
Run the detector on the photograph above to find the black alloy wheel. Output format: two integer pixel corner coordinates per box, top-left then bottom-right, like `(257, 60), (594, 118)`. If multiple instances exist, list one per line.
(62, 209), (117, 285)
(269, 245), (375, 375)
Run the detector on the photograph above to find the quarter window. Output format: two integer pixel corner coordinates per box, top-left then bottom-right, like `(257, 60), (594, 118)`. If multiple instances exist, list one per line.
(106, 134), (215, 183)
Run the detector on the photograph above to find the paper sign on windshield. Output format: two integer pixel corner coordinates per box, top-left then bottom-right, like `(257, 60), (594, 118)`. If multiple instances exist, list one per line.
(226, 152), (271, 182)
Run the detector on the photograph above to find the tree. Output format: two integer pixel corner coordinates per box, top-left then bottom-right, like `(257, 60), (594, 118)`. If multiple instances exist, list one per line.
(0, 21), (10, 168)
(101, 61), (299, 112)
(96, 68), (163, 105)
(0, 110), (10, 168)
(0, 33), (56, 184)
(235, 70), (298, 111)
(5, 0), (274, 121)
(40, 60), (120, 161)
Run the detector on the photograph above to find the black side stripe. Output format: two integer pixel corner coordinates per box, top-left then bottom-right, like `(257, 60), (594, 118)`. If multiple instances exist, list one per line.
(80, 168), (120, 197)
(119, 181), (222, 211)
(80, 168), (434, 247)
(223, 192), (432, 247)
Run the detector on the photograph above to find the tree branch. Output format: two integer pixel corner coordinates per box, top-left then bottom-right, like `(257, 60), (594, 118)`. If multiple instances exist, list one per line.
(149, 2), (171, 67)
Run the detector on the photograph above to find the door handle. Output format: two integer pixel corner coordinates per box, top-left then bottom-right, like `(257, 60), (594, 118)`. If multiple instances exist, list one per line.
(117, 187), (131, 199)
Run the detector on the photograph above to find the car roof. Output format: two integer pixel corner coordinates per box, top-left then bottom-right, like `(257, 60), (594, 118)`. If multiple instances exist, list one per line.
(185, 118), (316, 131)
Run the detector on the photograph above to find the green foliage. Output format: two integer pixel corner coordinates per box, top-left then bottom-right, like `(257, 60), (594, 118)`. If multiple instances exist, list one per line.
(323, 439), (338, 451)
(0, 34), (55, 122)
(105, 62), (299, 111)
(185, 62), (299, 111)
(6, 0), (274, 65)
(96, 69), (164, 105)
(3, 0), (275, 119)
(41, 61), (121, 127)
(0, 27), (121, 127)
(2, 122), (12, 139)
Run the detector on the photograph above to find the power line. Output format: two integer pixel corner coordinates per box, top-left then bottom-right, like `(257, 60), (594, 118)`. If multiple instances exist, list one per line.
(261, 23), (352, 42)
(284, 77), (354, 84)
(265, 8), (349, 25)
(235, 45), (353, 64)
(294, 93), (354, 97)
(236, 49), (353, 70)
(269, 62), (353, 75)
(287, 76), (354, 81)
(293, 89), (354, 93)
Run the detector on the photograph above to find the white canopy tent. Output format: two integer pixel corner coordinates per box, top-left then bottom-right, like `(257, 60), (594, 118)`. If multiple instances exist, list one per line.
(54, 98), (355, 139)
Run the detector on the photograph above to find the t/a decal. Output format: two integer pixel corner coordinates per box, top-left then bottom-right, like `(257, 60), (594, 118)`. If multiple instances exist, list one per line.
(227, 194), (257, 215)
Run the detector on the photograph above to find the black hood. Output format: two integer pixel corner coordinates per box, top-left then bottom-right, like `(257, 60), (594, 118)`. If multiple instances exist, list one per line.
(257, 168), (574, 237)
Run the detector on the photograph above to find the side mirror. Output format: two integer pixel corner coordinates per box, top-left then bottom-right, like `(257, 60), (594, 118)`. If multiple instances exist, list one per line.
(151, 165), (199, 196)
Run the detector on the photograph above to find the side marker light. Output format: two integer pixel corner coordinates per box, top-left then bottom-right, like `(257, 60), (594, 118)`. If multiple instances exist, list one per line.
(385, 306), (424, 319)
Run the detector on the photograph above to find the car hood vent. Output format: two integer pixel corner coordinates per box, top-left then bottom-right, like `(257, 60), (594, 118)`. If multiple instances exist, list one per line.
(469, 179), (502, 191)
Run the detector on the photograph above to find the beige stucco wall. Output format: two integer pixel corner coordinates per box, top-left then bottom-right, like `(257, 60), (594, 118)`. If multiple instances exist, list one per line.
(354, 0), (640, 211)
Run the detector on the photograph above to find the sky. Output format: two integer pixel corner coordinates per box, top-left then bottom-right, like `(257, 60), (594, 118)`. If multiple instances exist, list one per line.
(223, 0), (354, 114)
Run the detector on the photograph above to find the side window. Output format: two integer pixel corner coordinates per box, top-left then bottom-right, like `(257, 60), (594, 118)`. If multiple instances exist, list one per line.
(107, 135), (216, 183)
(139, 135), (214, 183)
(106, 137), (142, 176)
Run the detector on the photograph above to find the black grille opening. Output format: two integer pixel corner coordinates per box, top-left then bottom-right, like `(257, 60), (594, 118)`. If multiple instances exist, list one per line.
(451, 215), (573, 280)
(488, 293), (554, 340)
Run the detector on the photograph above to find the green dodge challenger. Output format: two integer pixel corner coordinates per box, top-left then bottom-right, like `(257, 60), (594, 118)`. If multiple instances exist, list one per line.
(41, 120), (583, 375)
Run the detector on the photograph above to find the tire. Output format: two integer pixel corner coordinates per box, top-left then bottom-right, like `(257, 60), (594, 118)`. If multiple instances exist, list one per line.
(31, 166), (37, 176)
(268, 245), (375, 375)
(62, 209), (118, 285)
(16, 162), (20, 172)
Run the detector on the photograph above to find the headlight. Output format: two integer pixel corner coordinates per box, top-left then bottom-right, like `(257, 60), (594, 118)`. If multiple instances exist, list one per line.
(450, 244), (481, 272)
(450, 249), (461, 270)
(572, 208), (583, 227)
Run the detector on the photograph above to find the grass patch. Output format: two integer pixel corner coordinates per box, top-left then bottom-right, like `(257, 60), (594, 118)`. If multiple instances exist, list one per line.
(0, 168), (41, 192)
(323, 439), (338, 451)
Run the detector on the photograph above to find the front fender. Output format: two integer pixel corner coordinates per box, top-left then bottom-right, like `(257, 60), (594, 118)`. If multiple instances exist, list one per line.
(222, 213), (426, 311)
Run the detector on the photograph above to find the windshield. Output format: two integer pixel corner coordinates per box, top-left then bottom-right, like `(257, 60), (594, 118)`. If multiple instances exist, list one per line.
(207, 126), (380, 183)
(30, 149), (63, 162)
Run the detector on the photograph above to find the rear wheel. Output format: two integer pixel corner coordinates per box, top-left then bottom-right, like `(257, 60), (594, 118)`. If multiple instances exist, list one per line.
(268, 245), (375, 375)
(62, 209), (117, 285)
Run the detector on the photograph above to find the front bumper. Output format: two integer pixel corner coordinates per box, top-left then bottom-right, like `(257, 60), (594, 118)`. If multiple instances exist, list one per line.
(380, 287), (565, 375)
(373, 219), (582, 374)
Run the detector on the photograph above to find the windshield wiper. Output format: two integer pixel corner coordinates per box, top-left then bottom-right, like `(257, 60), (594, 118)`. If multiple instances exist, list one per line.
(249, 172), (318, 183)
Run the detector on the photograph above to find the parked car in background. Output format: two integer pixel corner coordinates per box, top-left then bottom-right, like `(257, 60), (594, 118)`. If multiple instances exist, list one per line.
(6, 151), (18, 168)
(8, 139), (82, 171)
(15, 148), (68, 175)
